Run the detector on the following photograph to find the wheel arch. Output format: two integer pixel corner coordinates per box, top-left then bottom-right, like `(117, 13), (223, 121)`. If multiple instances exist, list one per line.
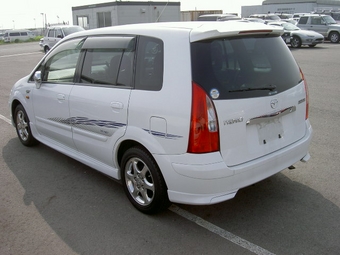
(116, 139), (145, 168)
(10, 99), (28, 125)
(327, 29), (339, 37)
(11, 99), (21, 120)
(115, 126), (170, 185)
(327, 30), (340, 42)
(116, 139), (170, 190)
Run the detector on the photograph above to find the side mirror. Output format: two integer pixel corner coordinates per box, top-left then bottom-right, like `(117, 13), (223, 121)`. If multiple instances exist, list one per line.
(34, 71), (42, 89)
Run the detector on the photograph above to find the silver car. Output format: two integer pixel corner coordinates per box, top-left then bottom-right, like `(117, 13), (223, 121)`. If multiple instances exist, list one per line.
(268, 21), (324, 48)
(40, 25), (84, 53)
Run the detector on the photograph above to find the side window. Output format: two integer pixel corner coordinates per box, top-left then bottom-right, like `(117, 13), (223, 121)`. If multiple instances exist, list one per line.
(42, 38), (84, 83)
(80, 49), (133, 86)
(135, 36), (163, 91)
(79, 36), (135, 86)
(55, 28), (63, 38)
(20, 32), (28, 36)
(311, 17), (322, 25)
(298, 16), (308, 24)
(48, 29), (55, 37)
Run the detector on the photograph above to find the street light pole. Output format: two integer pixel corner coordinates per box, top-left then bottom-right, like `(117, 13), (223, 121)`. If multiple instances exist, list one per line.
(40, 13), (45, 35)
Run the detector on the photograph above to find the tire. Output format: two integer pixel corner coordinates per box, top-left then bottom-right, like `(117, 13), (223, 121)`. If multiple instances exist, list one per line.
(44, 46), (50, 54)
(291, 36), (302, 48)
(14, 104), (39, 147)
(329, 32), (340, 43)
(121, 146), (170, 214)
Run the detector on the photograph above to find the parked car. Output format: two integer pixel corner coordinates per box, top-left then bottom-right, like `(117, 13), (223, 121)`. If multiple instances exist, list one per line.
(242, 18), (266, 23)
(249, 13), (281, 23)
(3, 29), (34, 43)
(40, 25), (84, 53)
(297, 14), (340, 43)
(293, 13), (309, 22)
(9, 21), (312, 214)
(268, 21), (324, 48)
(197, 14), (241, 21)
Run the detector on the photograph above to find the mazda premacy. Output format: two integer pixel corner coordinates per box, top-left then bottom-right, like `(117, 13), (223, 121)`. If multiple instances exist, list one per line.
(9, 22), (312, 214)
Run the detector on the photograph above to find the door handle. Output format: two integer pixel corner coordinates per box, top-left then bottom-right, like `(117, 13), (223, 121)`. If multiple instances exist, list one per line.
(111, 102), (123, 109)
(57, 94), (65, 100)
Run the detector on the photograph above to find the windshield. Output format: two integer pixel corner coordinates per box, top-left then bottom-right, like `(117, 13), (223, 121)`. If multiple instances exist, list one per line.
(191, 36), (301, 100)
(323, 15), (337, 24)
(63, 26), (85, 36)
(267, 15), (280, 20)
(282, 22), (300, 31)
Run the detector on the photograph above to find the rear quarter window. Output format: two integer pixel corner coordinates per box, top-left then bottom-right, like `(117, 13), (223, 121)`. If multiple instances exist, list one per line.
(191, 36), (301, 100)
(134, 36), (163, 91)
(298, 17), (308, 24)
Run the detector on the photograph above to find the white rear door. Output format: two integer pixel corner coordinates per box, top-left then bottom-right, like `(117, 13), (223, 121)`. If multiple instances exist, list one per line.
(190, 35), (308, 166)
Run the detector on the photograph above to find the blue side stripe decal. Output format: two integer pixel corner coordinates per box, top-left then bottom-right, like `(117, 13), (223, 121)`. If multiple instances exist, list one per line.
(143, 129), (182, 140)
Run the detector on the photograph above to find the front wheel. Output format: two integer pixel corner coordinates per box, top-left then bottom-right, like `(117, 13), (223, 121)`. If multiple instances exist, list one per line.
(44, 46), (50, 54)
(291, 36), (302, 48)
(14, 104), (39, 146)
(121, 146), (170, 214)
(329, 32), (340, 43)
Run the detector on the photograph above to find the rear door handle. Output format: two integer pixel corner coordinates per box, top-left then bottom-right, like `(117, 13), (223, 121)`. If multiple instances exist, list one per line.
(111, 102), (123, 109)
(57, 94), (65, 100)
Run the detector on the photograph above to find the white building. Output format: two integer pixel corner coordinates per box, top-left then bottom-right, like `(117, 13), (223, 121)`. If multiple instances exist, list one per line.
(242, 0), (340, 18)
(72, 1), (180, 29)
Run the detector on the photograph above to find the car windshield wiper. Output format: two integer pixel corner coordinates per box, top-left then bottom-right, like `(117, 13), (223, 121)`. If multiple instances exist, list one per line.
(229, 85), (276, 93)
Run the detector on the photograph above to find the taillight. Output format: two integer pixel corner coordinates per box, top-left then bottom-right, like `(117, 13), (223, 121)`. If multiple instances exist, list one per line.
(188, 82), (219, 153)
(300, 68), (309, 120)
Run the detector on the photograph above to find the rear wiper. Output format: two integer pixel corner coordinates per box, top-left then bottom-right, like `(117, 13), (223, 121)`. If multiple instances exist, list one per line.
(229, 85), (276, 92)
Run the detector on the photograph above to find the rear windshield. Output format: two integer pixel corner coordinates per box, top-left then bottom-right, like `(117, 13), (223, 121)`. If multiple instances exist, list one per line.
(191, 36), (301, 100)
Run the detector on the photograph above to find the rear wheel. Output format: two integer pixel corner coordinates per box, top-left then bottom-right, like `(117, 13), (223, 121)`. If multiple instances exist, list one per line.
(14, 104), (38, 146)
(291, 36), (302, 48)
(121, 146), (170, 214)
(44, 46), (50, 54)
(329, 32), (340, 43)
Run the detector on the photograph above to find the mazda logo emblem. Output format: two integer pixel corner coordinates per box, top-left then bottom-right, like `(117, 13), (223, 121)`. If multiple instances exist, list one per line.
(270, 99), (278, 109)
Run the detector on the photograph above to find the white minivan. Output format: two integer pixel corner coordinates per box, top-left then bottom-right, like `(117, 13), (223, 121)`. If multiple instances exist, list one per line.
(3, 29), (34, 42)
(9, 21), (312, 214)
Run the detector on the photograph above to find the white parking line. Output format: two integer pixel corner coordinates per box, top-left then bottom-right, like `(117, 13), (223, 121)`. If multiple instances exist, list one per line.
(1, 112), (275, 254)
(169, 204), (276, 255)
(0, 114), (11, 125)
(0, 52), (41, 58)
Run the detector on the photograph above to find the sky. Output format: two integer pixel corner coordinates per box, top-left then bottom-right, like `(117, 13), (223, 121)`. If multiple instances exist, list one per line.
(1, 0), (263, 30)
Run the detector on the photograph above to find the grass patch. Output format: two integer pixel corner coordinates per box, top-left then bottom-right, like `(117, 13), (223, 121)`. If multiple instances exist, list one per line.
(0, 36), (42, 45)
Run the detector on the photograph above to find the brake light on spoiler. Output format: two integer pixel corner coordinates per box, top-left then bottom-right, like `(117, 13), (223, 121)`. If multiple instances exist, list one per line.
(238, 30), (273, 34)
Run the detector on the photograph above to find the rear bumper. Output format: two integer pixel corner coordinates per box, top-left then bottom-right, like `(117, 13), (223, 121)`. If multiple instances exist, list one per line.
(155, 121), (312, 205)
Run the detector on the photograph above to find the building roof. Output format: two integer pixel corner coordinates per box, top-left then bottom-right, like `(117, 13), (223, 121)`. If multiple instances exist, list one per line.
(72, 1), (180, 11)
(263, 0), (340, 4)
